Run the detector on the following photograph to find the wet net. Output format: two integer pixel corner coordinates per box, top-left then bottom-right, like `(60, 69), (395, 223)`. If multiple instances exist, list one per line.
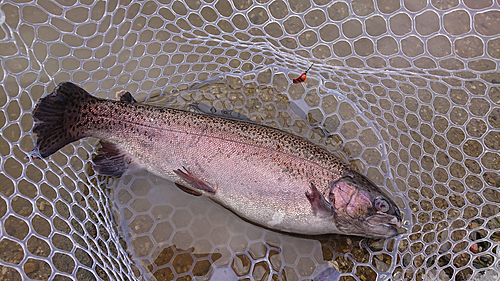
(1, 0), (499, 280)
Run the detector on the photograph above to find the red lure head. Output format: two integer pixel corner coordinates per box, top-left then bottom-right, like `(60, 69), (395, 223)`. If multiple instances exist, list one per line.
(292, 64), (313, 84)
(293, 73), (307, 84)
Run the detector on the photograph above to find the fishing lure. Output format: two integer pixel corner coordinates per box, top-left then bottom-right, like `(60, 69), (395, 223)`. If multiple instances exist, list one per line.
(292, 64), (313, 84)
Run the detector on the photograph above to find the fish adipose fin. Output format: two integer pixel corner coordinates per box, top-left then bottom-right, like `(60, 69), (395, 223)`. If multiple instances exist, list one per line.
(93, 142), (144, 176)
(32, 82), (96, 158)
(173, 167), (216, 195)
(116, 90), (137, 104)
(305, 182), (333, 218)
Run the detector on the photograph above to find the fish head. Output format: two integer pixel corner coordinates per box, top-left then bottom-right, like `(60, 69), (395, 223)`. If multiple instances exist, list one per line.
(329, 172), (402, 239)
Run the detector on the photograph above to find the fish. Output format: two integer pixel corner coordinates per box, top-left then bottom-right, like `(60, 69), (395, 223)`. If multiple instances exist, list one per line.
(32, 82), (402, 239)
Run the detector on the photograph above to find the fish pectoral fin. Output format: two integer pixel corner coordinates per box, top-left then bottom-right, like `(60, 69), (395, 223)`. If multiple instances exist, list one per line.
(92, 142), (144, 176)
(173, 167), (216, 195)
(175, 183), (202, 196)
(116, 90), (137, 104)
(305, 182), (333, 218)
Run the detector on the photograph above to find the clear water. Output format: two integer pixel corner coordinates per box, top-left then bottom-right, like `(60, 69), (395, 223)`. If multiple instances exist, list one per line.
(0, 1), (499, 280)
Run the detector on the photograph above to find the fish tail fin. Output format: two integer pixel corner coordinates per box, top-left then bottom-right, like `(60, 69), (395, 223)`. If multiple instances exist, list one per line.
(32, 82), (96, 158)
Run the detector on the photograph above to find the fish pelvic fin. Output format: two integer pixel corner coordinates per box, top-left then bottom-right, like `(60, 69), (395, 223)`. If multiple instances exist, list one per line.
(93, 142), (144, 176)
(32, 82), (97, 158)
(305, 182), (334, 218)
(173, 167), (216, 195)
(175, 183), (203, 196)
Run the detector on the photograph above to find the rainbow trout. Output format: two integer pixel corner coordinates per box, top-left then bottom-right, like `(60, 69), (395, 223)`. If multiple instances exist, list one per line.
(32, 82), (402, 238)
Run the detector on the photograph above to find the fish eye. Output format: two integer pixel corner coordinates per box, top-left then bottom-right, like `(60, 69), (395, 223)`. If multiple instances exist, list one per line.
(375, 198), (390, 213)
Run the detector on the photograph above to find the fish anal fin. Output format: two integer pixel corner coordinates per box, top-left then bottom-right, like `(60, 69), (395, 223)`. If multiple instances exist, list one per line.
(175, 183), (202, 196)
(173, 167), (216, 195)
(116, 90), (137, 104)
(92, 142), (143, 176)
(305, 182), (333, 218)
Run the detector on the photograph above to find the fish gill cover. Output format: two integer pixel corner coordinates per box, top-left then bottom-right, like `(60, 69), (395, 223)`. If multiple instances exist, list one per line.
(0, 0), (499, 281)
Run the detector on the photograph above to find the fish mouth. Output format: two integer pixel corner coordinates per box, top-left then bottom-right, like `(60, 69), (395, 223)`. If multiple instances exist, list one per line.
(366, 214), (402, 237)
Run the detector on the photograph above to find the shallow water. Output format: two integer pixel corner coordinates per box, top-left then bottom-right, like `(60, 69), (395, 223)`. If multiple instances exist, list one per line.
(0, 0), (499, 280)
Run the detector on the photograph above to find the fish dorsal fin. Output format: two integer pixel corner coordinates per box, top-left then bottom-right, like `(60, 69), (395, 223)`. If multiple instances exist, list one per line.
(116, 90), (137, 104)
(92, 142), (144, 176)
(188, 102), (253, 122)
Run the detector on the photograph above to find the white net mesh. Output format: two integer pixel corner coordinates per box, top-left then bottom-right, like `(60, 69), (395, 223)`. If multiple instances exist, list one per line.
(1, 0), (500, 280)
